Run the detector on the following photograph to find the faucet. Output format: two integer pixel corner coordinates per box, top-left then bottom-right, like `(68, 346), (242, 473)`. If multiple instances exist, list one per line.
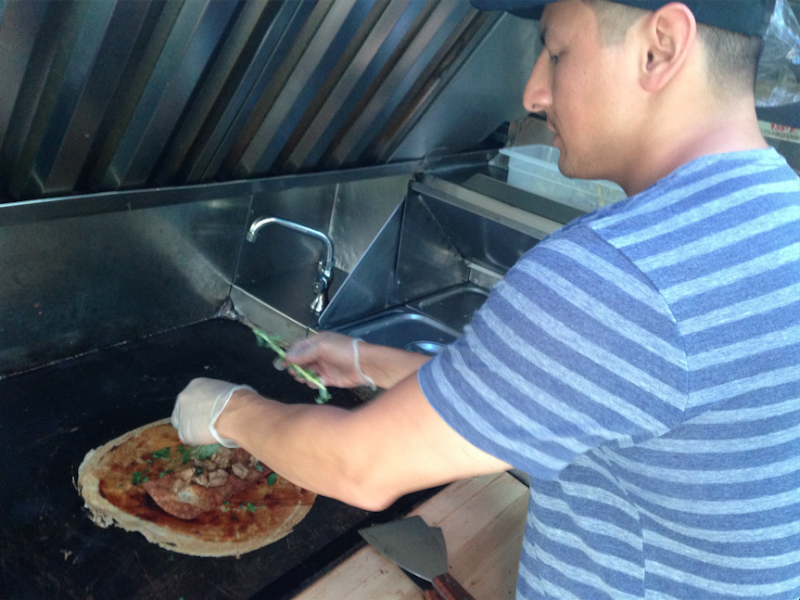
(246, 217), (334, 316)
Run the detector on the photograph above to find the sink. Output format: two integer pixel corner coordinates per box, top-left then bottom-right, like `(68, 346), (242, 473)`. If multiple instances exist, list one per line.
(335, 310), (461, 356)
(334, 284), (490, 356)
(409, 284), (489, 333)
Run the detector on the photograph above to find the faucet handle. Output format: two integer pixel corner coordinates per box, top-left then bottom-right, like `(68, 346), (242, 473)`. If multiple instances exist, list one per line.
(310, 259), (333, 315)
(312, 279), (327, 294)
(318, 256), (334, 278)
(310, 292), (327, 315)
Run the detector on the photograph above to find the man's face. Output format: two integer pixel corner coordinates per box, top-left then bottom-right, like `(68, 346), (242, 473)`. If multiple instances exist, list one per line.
(523, 0), (640, 184)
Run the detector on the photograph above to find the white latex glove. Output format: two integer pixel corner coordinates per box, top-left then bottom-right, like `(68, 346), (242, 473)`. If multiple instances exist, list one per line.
(171, 377), (255, 448)
(279, 333), (376, 390)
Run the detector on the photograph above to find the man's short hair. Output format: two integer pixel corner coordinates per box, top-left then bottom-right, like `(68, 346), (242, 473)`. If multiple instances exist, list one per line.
(583, 0), (764, 94)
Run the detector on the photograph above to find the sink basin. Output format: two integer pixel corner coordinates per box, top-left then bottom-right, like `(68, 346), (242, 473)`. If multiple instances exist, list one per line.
(334, 284), (491, 356)
(335, 310), (461, 356)
(409, 284), (489, 333)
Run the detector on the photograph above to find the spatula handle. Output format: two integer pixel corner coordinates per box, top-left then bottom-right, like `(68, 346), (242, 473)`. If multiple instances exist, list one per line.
(432, 573), (476, 600)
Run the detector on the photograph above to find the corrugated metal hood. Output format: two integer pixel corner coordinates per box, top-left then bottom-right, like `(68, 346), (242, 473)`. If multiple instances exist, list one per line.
(0, 0), (538, 201)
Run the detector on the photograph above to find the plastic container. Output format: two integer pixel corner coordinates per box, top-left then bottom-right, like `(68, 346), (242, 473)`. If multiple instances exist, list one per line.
(499, 144), (626, 212)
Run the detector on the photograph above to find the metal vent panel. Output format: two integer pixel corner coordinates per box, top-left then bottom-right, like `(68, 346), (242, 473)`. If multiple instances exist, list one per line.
(0, 0), (536, 202)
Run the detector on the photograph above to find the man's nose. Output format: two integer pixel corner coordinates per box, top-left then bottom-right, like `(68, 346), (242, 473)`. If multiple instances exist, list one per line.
(523, 52), (551, 114)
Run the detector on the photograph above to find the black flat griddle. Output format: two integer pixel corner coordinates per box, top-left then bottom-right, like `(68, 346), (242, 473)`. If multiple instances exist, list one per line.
(0, 318), (437, 600)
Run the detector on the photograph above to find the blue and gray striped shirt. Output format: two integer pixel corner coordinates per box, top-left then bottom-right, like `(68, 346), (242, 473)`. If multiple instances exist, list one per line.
(419, 148), (800, 600)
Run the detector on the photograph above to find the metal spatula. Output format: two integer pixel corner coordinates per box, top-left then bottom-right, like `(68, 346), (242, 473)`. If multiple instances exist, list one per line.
(359, 516), (476, 600)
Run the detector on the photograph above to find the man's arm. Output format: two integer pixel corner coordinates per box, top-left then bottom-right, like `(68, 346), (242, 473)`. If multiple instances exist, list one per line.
(214, 373), (512, 511)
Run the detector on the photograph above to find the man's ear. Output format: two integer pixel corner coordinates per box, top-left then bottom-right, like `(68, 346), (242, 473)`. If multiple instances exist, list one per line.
(639, 2), (697, 93)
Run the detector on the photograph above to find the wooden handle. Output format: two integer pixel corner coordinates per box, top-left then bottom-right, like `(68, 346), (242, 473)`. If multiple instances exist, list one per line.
(432, 573), (476, 600)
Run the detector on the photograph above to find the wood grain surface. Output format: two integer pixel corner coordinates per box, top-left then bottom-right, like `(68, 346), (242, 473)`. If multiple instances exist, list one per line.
(292, 472), (528, 600)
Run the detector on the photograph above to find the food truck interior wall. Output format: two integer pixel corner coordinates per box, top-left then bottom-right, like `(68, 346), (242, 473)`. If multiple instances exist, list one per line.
(0, 1), (541, 377)
(1, 0), (797, 378)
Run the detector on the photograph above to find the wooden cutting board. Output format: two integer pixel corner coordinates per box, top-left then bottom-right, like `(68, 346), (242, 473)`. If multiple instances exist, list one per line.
(292, 472), (528, 600)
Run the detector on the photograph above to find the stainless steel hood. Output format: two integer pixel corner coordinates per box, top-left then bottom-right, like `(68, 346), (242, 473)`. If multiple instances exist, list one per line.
(0, 0), (538, 201)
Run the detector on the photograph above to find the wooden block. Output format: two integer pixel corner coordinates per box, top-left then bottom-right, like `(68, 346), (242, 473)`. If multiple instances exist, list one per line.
(292, 473), (528, 600)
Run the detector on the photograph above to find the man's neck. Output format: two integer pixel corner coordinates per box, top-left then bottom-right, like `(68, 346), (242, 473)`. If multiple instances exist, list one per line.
(620, 95), (769, 196)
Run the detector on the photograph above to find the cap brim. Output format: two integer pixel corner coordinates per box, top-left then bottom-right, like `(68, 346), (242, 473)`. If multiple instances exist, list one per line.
(471, 0), (775, 36)
(470, 0), (553, 19)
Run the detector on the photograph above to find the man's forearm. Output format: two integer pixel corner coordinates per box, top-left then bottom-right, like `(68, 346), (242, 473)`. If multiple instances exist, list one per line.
(358, 342), (431, 389)
(214, 388), (396, 510)
(213, 373), (511, 512)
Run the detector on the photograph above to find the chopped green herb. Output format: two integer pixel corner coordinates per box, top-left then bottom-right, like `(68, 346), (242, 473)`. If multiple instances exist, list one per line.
(253, 329), (332, 404)
(146, 459), (153, 465)
(247, 502), (256, 513)
(255, 463), (263, 472)
(221, 506), (229, 513)
(267, 472), (277, 486)
(223, 500), (230, 505)
(190, 444), (221, 461)
(132, 471), (149, 486)
(159, 444), (219, 473)
(152, 447), (171, 460)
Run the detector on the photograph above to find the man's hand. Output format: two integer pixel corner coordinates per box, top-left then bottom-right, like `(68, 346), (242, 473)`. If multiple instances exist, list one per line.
(283, 332), (431, 390)
(171, 377), (254, 447)
(281, 332), (373, 389)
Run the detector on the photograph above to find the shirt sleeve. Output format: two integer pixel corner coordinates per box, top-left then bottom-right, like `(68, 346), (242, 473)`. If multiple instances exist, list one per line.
(418, 224), (689, 480)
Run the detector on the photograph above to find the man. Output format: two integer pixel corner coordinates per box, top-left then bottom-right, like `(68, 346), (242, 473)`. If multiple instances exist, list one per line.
(172, 1), (800, 598)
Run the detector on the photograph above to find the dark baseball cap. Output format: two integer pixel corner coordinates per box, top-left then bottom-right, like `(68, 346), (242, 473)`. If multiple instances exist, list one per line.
(471, 0), (775, 37)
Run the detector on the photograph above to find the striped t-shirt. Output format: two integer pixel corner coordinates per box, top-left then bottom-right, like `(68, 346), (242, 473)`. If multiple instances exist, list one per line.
(419, 148), (800, 600)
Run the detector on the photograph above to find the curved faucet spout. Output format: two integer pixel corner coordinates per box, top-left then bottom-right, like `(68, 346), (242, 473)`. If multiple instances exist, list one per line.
(247, 217), (334, 271)
(246, 217), (335, 316)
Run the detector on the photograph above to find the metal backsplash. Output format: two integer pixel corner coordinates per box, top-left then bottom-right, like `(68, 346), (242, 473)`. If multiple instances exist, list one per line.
(0, 0), (537, 201)
(0, 160), (420, 377)
(0, 194), (250, 375)
(233, 170), (410, 328)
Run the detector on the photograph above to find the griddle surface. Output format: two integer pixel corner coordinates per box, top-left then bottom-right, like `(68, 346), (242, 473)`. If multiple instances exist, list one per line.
(0, 319), (434, 600)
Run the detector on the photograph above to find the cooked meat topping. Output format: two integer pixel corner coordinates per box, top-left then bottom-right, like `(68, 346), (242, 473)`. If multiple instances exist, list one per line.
(207, 469), (229, 487)
(170, 478), (188, 494)
(141, 445), (272, 519)
(190, 468), (229, 488)
(168, 466), (195, 493)
(212, 447), (235, 469)
(192, 472), (209, 487)
(231, 462), (249, 479)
